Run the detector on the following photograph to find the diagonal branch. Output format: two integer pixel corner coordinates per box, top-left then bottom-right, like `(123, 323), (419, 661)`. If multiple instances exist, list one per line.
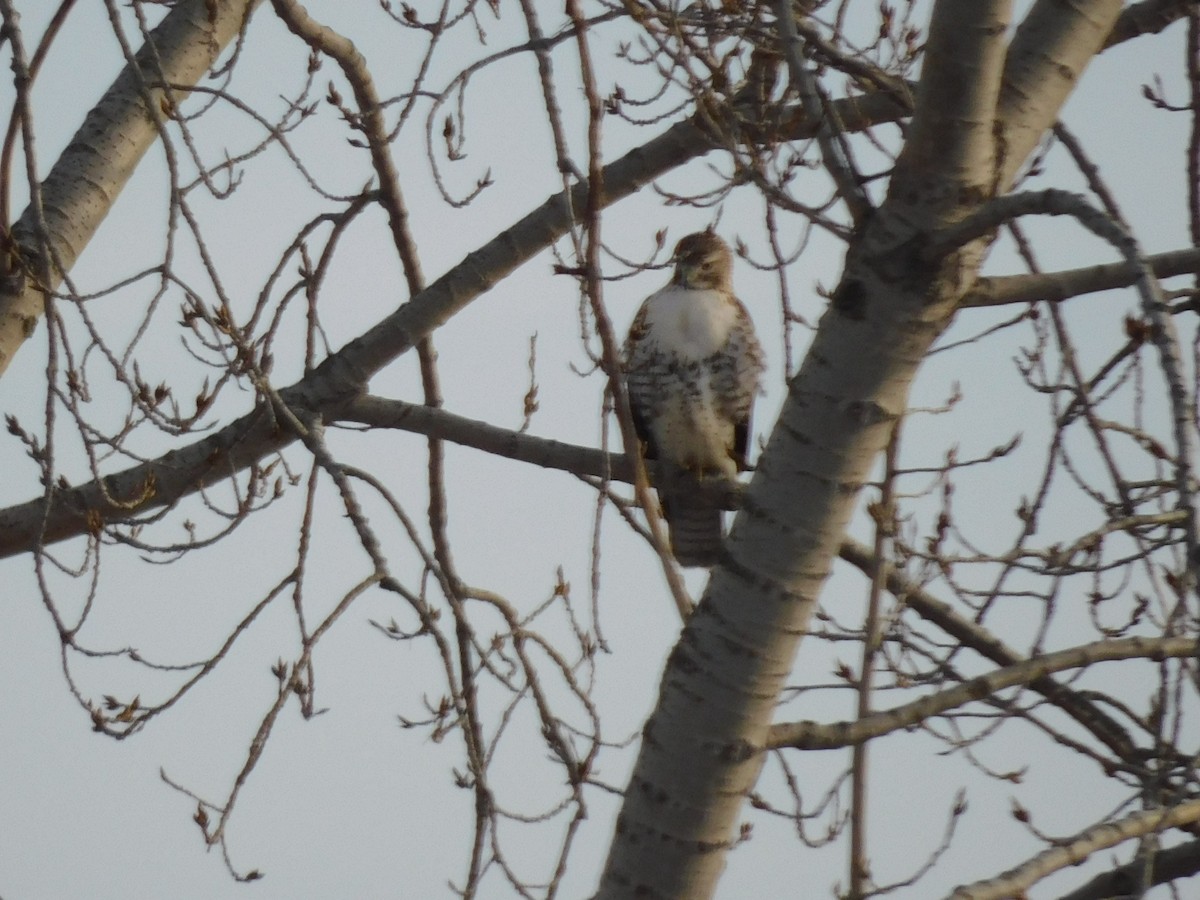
(2, 384), (1151, 772)
(565, 0), (693, 619)
(0, 0), (1176, 382)
(1054, 838), (1200, 900)
(0, 90), (908, 561)
(946, 799), (1200, 900)
(965, 246), (1200, 307)
(774, 0), (872, 223)
(835, 540), (1142, 761)
(1104, 0), (1198, 49)
(343, 395), (740, 512)
(766, 636), (1196, 751)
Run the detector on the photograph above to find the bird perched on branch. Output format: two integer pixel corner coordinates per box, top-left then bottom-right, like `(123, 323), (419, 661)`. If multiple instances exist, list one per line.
(622, 230), (765, 567)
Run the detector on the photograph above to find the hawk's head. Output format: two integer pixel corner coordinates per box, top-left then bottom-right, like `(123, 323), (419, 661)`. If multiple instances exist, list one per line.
(671, 230), (733, 291)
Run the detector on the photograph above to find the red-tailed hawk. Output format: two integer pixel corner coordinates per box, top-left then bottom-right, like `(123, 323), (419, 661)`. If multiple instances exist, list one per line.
(622, 231), (765, 567)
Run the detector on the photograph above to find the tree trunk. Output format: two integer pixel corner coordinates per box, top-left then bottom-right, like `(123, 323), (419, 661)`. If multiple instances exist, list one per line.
(595, 2), (1123, 896)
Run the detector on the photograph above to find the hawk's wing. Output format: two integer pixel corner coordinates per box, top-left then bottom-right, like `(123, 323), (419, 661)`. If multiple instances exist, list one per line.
(717, 296), (763, 471)
(622, 300), (661, 460)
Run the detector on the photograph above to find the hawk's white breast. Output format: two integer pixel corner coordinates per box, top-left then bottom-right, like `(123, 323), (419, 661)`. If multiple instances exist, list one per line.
(636, 285), (742, 476)
(640, 286), (739, 358)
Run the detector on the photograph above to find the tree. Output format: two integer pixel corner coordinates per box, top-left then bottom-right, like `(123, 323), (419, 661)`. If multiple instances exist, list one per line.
(1, 1), (1198, 898)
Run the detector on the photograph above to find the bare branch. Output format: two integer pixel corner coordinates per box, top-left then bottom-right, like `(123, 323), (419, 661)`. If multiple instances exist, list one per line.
(847, 424), (900, 897)
(935, 191), (1197, 578)
(566, 0), (691, 619)
(928, 188), (1137, 258)
(1054, 838), (1200, 900)
(1104, 0), (1197, 49)
(946, 799), (1200, 900)
(965, 246), (1200, 307)
(768, 636), (1197, 751)
(774, 0), (872, 223)
(836, 540), (1141, 761)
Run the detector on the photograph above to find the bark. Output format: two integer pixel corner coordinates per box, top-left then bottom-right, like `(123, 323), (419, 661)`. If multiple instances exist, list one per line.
(594, 2), (1125, 897)
(998, 0), (1124, 186)
(0, 0), (263, 377)
(899, 1), (1009, 197)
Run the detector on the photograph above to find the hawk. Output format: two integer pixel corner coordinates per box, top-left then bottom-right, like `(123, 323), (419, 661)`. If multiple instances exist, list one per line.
(622, 231), (765, 567)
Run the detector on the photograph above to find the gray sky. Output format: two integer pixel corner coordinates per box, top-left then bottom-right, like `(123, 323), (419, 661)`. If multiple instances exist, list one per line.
(0, 2), (1195, 898)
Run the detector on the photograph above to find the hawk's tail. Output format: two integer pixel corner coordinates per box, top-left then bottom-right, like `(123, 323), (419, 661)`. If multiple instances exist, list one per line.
(662, 489), (723, 568)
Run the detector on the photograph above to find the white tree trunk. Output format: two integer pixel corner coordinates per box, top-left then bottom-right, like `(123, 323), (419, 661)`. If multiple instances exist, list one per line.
(595, 2), (1123, 897)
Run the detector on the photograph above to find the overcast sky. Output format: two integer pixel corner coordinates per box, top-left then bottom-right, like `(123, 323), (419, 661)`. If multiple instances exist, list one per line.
(0, 3), (1195, 898)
